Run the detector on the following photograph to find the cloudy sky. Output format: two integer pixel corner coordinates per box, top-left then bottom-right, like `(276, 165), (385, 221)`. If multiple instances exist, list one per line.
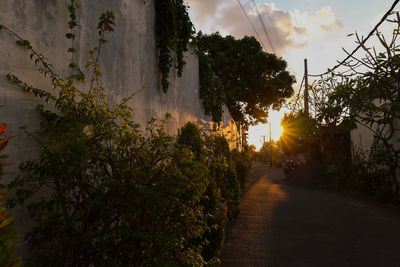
(186, 0), (397, 149)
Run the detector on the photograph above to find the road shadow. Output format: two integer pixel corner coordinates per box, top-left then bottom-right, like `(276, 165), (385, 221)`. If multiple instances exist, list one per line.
(222, 161), (400, 266)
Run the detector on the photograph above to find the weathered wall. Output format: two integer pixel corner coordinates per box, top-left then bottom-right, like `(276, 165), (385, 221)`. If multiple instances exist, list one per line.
(351, 98), (400, 154)
(0, 0), (238, 257)
(0, 0), (238, 164)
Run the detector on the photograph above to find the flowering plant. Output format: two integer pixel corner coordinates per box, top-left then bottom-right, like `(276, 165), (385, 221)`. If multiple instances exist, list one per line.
(0, 115), (21, 267)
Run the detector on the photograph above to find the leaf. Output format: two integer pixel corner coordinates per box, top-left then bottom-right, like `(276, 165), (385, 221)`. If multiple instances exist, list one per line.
(69, 62), (77, 69)
(65, 33), (75, 40)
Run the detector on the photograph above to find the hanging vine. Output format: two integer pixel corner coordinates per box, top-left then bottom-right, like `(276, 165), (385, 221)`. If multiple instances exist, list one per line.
(154, 0), (194, 92)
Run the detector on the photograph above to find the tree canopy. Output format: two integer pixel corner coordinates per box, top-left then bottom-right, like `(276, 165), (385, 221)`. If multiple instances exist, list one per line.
(196, 32), (295, 127)
(279, 110), (316, 155)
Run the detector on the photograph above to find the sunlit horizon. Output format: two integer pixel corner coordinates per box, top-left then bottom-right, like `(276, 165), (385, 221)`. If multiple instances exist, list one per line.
(247, 109), (286, 150)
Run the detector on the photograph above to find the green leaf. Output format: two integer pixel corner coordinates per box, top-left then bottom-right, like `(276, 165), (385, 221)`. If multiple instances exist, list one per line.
(65, 33), (75, 40)
(69, 62), (77, 69)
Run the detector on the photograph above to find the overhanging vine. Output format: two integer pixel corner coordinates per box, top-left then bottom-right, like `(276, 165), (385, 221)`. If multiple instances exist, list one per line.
(154, 0), (194, 92)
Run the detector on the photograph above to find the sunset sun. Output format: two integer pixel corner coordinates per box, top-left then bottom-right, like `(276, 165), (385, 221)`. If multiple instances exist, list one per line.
(247, 110), (286, 150)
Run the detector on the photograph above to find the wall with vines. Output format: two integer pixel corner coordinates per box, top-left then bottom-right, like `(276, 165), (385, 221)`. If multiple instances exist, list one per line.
(0, 0), (239, 256)
(0, 0), (236, 135)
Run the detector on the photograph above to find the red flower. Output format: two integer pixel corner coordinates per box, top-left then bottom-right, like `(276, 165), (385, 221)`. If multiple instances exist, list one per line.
(0, 124), (7, 135)
(0, 212), (5, 219)
(161, 168), (166, 173)
(2, 159), (13, 166)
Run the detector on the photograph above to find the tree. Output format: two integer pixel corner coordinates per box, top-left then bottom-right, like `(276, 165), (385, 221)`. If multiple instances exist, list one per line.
(279, 110), (316, 156)
(196, 32), (295, 127)
(313, 13), (400, 198)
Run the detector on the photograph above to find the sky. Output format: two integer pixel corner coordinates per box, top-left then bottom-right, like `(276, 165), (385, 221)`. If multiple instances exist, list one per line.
(186, 0), (397, 149)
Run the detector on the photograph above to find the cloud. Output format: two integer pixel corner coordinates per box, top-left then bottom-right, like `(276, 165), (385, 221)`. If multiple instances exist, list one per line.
(186, 0), (230, 27)
(187, 1), (344, 55)
(310, 6), (344, 31)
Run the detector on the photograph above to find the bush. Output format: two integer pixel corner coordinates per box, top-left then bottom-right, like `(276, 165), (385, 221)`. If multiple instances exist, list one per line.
(177, 121), (204, 160)
(176, 122), (254, 260)
(3, 5), (253, 264)
(176, 122), (226, 262)
(206, 136), (240, 220)
(4, 10), (216, 264)
(325, 152), (395, 201)
(232, 148), (252, 192)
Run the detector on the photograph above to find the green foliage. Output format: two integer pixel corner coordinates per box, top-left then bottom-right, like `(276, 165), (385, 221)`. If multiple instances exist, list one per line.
(197, 48), (225, 123)
(231, 148), (252, 193)
(279, 110), (317, 155)
(176, 123), (254, 259)
(2, 5), (255, 265)
(0, 121), (21, 267)
(313, 14), (400, 199)
(325, 153), (393, 201)
(195, 32), (295, 126)
(177, 122), (204, 160)
(177, 122), (227, 263)
(154, 0), (194, 92)
(207, 136), (241, 220)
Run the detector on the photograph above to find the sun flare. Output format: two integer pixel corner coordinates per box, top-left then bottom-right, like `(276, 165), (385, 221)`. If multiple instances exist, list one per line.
(247, 110), (286, 150)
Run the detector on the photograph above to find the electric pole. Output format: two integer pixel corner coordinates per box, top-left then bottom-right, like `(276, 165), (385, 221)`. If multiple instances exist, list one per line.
(269, 123), (272, 142)
(304, 58), (309, 117)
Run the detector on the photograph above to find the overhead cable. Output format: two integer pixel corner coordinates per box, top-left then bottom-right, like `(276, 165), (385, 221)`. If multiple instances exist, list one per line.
(263, 4), (284, 52)
(250, 0), (276, 54)
(237, 0), (267, 50)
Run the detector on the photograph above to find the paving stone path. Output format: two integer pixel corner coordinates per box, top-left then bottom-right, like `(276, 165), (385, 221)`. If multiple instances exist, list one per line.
(220, 161), (400, 266)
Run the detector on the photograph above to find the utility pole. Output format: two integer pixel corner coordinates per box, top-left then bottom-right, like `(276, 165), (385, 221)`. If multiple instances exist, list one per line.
(304, 58), (309, 117)
(269, 123), (272, 142)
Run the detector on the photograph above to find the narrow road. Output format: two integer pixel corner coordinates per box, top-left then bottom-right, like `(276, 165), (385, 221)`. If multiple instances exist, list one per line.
(221, 161), (400, 266)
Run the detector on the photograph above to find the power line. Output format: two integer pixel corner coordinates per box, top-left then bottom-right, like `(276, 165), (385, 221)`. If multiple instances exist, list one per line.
(262, 4), (284, 52)
(237, 0), (267, 51)
(309, 0), (400, 77)
(288, 75), (305, 115)
(250, 0), (276, 54)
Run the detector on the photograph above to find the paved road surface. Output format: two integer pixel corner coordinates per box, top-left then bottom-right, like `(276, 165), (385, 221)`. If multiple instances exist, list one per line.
(221, 162), (400, 266)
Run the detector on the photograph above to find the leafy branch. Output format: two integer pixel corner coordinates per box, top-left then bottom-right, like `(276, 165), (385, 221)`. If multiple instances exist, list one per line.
(154, 0), (194, 92)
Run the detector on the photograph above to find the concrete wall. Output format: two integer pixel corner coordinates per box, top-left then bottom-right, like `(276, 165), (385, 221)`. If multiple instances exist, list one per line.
(351, 98), (400, 155)
(0, 0), (238, 256)
(0, 0), (238, 161)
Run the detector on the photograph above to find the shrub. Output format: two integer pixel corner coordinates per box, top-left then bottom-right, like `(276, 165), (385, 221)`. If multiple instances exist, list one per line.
(2, 4), (252, 264)
(232, 148), (252, 193)
(177, 122), (226, 263)
(177, 122), (204, 160)
(325, 151), (394, 201)
(3, 9), (215, 265)
(207, 136), (240, 220)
